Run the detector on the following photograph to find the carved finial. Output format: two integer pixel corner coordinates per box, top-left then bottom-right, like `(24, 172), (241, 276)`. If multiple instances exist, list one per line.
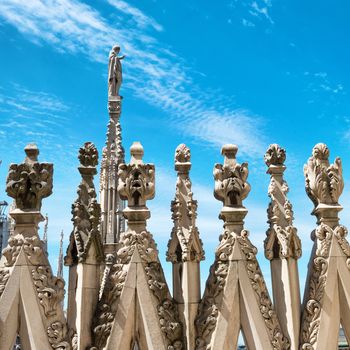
(78, 142), (98, 168)
(213, 144), (250, 207)
(264, 144), (286, 167)
(167, 144), (204, 263)
(264, 144), (301, 260)
(118, 142), (155, 212)
(6, 143), (53, 211)
(130, 141), (144, 165)
(65, 142), (103, 265)
(175, 144), (191, 163)
(304, 143), (343, 208)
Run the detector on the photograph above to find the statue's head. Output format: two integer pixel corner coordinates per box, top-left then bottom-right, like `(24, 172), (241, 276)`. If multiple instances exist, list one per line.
(112, 45), (120, 53)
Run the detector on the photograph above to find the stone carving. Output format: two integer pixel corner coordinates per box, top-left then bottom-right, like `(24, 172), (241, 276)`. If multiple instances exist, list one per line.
(167, 144), (204, 263)
(118, 142), (155, 209)
(304, 143), (344, 208)
(108, 44), (125, 97)
(213, 144), (250, 207)
(32, 266), (65, 317)
(65, 142), (103, 265)
(2, 235), (45, 266)
(301, 223), (350, 349)
(195, 230), (232, 349)
(0, 269), (9, 298)
(6, 144), (53, 211)
(117, 229), (158, 264)
(264, 144), (301, 260)
(47, 321), (71, 350)
(237, 231), (289, 349)
(145, 262), (183, 349)
(91, 263), (127, 349)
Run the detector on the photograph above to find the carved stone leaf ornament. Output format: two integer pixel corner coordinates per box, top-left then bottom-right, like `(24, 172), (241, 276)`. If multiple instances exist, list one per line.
(0, 269), (10, 298)
(304, 143), (344, 207)
(32, 266), (65, 317)
(6, 144), (53, 211)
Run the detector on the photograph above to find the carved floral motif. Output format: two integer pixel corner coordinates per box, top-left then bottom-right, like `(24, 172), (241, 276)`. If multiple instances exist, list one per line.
(304, 143), (344, 207)
(264, 144), (286, 167)
(32, 266), (65, 317)
(6, 144), (53, 211)
(145, 262), (183, 349)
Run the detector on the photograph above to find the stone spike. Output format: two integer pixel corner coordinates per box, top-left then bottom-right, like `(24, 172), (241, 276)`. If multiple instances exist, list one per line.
(166, 144), (204, 350)
(264, 144), (302, 260)
(264, 144), (301, 350)
(167, 143), (204, 263)
(65, 142), (103, 265)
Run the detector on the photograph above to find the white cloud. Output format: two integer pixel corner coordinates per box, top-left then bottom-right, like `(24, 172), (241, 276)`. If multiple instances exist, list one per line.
(107, 0), (163, 32)
(0, 0), (266, 159)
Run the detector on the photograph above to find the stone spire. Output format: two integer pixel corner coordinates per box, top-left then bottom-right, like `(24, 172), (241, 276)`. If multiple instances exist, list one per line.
(300, 143), (350, 350)
(91, 142), (183, 350)
(57, 230), (64, 278)
(264, 144), (301, 350)
(100, 44), (126, 245)
(43, 214), (48, 253)
(167, 144), (204, 350)
(195, 144), (288, 350)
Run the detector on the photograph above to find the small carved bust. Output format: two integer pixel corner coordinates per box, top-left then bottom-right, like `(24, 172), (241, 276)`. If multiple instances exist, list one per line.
(6, 144), (53, 211)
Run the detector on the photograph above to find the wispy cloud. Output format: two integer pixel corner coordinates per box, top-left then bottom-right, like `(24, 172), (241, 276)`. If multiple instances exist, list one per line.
(107, 0), (163, 32)
(249, 1), (274, 24)
(0, 0), (266, 158)
(0, 83), (77, 164)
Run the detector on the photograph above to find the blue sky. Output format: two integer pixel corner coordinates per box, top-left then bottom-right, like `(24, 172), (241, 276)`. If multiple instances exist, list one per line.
(1, 0), (350, 311)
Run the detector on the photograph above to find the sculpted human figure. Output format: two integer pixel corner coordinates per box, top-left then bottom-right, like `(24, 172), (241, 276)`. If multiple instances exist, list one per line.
(108, 45), (125, 97)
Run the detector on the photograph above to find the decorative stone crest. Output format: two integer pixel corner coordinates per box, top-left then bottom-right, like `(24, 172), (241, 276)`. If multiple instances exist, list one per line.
(32, 266), (65, 317)
(65, 142), (103, 265)
(213, 144), (250, 207)
(167, 144), (204, 263)
(117, 142), (155, 213)
(6, 144), (53, 211)
(264, 144), (301, 260)
(304, 143), (343, 209)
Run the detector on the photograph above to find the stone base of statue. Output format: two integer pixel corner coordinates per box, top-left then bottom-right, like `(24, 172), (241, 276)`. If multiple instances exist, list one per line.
(108, 95), (122, 115)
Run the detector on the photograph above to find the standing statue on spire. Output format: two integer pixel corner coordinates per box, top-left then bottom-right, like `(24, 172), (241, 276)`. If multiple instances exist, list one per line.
(108, 44), (125, 98)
